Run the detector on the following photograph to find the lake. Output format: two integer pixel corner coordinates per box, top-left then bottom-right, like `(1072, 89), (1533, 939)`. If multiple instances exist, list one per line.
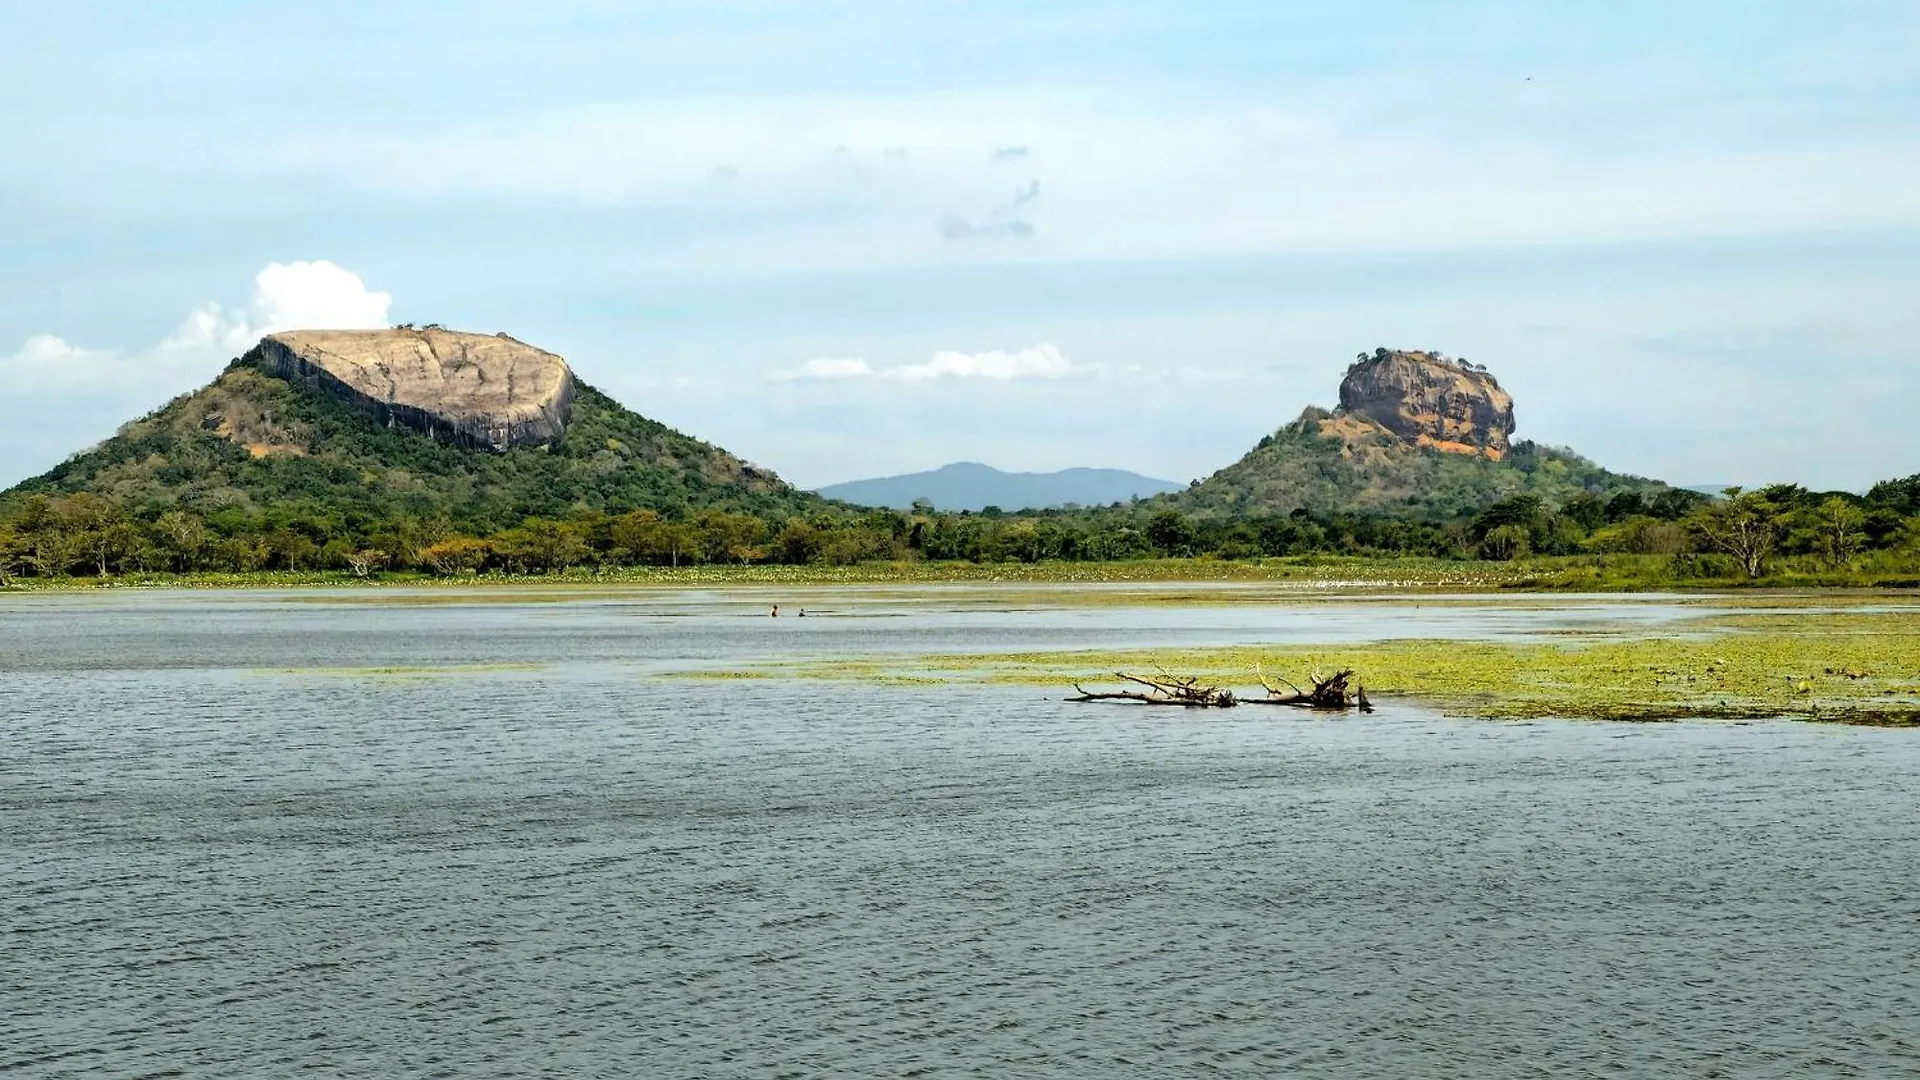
(4, 586), (1917, 1077)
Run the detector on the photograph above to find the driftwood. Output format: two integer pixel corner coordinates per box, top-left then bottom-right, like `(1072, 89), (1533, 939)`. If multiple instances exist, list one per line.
(1068, 672), (1238, 708)
(1069, 668), (1373, 712)
(1245, 668), (1374, 712)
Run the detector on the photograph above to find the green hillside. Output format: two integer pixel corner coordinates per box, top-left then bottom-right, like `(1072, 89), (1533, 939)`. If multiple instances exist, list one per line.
(2, 356), (827, 531)
(1177, 408), (1669, 520)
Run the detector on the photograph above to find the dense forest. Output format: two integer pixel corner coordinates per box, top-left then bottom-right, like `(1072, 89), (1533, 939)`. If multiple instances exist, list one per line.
(4, 476), (1919, 584)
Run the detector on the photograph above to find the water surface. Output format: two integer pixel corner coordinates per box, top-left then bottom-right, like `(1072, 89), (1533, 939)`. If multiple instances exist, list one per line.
(4, 588), (1916, 1077)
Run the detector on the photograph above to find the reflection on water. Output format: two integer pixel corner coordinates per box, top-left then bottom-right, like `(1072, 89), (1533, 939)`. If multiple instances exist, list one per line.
(3, 589), (1917, 1076)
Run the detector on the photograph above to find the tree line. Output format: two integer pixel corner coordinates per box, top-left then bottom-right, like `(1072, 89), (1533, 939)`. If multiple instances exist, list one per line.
(3, 477), (1918, 583)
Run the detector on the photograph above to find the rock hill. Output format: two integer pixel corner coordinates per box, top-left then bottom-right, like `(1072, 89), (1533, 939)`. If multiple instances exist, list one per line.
(1178, 348), (1660, 518)
(3, 328), (822, 529)
(252, 328), (575, 451)
(1338, 349), (1515, 458)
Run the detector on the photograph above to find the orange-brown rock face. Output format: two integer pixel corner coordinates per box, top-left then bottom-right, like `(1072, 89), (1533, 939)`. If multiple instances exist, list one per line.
(247, 328), (575, 451)
(1336, 350), (1514, 459)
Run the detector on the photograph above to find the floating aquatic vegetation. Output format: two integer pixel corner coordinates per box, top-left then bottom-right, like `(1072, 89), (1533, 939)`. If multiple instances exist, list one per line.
(672, 609), (1920, 726)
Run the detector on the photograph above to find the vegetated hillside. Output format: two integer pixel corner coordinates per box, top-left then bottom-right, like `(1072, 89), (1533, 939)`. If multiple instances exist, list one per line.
(819, 461), (1183, 511)
(1172, 348), (1669, 519)
(1178, 406), (1663, 520)
(2, 357), (827, 531)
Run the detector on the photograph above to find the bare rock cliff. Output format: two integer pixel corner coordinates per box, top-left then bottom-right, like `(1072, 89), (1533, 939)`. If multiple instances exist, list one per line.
(1336, 349), (1514, 459)
(247, 328), (575, 450)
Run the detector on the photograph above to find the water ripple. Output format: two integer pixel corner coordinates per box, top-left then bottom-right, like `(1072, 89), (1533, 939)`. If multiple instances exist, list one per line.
(3, 593), (1918, 1077)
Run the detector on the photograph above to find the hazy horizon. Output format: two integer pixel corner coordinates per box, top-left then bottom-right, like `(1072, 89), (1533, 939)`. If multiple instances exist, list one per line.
(4, 2), (1917, 493)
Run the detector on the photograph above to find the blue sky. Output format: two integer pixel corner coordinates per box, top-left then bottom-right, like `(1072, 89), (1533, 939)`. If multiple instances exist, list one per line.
(3, 0), (1918, 491)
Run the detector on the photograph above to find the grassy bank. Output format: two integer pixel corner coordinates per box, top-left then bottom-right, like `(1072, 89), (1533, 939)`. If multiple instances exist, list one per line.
(6, 552), (1920, 593)
(678, 608), (1920, 726)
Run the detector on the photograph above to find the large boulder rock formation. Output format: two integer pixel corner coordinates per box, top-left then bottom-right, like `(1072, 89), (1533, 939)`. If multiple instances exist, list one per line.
(246, 328), (575, 450)
(1337, 349), (1515, 459)
(1174, 346), (1655, 518)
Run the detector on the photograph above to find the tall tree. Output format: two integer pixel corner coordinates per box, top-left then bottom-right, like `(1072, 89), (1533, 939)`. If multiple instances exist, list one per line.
(155, 510), (208, 572)
(1814, 497), (1866, 566)
(0, 524), (23, 585)
(1146, 510), (1196, 557)
(1694, 488), (1788, 579)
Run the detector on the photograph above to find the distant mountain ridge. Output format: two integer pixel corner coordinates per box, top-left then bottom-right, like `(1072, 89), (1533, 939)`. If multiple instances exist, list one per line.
(819, 462), (1183, 511)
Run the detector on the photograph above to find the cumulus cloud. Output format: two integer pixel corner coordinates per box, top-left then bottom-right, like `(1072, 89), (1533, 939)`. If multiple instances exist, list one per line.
(0, 335), (122, 391)
(775, 343), (1092, 382)
(0, 259), (394, 483)
(167, 259), (392, 355)
(0, 330), (180, 395)
(0, 260), (391, 395)
(247, 260), (392, 333)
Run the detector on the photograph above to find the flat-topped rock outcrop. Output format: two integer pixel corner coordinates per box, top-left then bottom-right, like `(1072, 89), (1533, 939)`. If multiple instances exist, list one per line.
(1337, 349), (1515, 459)
(246, 328), (575, 450)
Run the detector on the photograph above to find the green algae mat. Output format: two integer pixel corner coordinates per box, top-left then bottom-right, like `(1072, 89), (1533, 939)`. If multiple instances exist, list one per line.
(675, 608), (1920, 726)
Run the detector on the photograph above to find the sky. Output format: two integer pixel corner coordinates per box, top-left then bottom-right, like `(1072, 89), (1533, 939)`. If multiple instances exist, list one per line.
(2, 1), (1917, 492)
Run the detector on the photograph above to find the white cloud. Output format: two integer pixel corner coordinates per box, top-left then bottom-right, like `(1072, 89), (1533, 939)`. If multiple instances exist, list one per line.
(0, 259), (395, 485)
(1, 335), (112, 387)
(774, 342), (1093, 382)
(0, 260), (391, 396)
(894, 343), (1080, 380)
(248, 260), (392, 333)
(156, 260), (393, 361)
(776, 357), (877, 381)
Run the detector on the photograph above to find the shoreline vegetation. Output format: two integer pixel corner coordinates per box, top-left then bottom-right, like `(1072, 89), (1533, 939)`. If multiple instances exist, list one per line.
(5, 478), (1920, 593)
(3, 552), (1919, 593)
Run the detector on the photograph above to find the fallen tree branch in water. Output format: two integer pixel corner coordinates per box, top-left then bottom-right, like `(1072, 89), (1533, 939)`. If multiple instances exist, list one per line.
(1243, 668), (1374, 712)
(1069, 668), (1373, 712)
(1068, 672), (1238, 707)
